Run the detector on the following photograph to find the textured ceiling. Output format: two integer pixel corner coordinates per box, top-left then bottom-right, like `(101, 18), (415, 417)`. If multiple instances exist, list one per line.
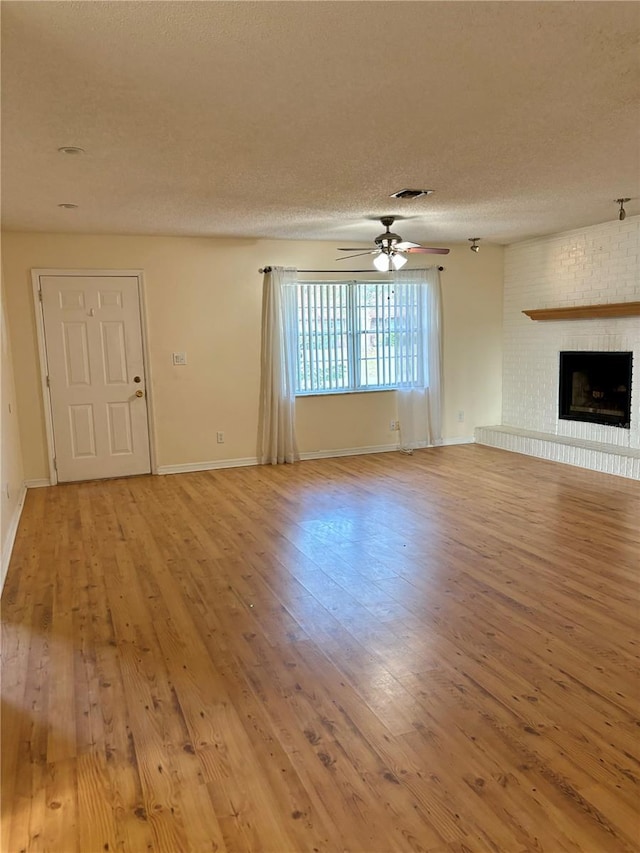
(2, 1), (639, 246)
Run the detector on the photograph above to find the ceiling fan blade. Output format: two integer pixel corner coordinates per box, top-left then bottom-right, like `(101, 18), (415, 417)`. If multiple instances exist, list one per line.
(405, 246), (450, 255)
(395, 241), (422, 250)
(337, 247), (378, 251)
(335, 251), (378, 261)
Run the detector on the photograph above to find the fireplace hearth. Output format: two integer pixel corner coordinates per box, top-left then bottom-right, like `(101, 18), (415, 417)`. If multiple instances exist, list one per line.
(559, 351), (633, 429)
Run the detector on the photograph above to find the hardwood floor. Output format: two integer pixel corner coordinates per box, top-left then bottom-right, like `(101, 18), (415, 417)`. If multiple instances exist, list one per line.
(2, 445), (639, 852)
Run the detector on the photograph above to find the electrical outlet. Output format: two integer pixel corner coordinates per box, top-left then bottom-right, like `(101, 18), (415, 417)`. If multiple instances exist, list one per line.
(457, 410), (465, 422)
(390, 420), (400, 431)
(172, 351), (187, 366)
(216, 431), (224, 444)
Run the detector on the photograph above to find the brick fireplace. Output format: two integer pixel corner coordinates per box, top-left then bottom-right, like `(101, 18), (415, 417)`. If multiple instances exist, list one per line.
(476, 216), (640, 480)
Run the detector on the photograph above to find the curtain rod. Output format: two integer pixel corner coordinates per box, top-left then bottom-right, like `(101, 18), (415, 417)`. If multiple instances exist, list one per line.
(259, 265), (445, 274)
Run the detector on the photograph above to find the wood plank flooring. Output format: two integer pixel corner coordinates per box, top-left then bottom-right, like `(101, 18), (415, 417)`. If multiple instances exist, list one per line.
(2, 445), (639, 852)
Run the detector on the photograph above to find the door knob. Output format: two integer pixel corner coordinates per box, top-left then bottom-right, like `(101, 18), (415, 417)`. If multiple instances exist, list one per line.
(133, 375), (142, 383)
(135, 389), (144, 398)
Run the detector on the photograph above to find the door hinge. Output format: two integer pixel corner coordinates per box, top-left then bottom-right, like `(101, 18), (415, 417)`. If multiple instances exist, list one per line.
(38, 289), (43, 302)
(53, 457), (57, 471)
(46, 375), (50, 387)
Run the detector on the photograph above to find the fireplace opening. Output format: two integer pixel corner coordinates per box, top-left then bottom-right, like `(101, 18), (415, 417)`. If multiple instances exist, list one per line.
(559, 351), (633, 428)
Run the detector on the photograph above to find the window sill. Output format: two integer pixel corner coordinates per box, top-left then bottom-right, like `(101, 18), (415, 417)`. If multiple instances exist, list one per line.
(296, 388), (398, 399)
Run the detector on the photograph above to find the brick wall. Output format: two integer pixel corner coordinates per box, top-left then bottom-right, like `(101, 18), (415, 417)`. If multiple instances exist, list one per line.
(502, 217), (640, 451)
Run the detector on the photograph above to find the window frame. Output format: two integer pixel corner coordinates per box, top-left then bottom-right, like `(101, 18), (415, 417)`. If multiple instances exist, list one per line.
(294, 280), (408, 397)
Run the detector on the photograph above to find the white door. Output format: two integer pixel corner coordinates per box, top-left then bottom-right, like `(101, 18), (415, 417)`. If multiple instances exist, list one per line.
(39, 274), (151, 482)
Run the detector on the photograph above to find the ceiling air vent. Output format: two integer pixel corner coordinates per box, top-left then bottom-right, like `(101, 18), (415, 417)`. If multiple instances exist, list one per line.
(390, 188), (434, 199)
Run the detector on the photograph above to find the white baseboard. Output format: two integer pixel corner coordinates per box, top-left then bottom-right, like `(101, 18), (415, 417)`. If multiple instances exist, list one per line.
(1, 483), (27, 596)
(25, 478), (52, 488)
(441, 436), (475, 446)
(160, 446), (401, 473)
(300, 443), (399, 460)
(157, 456), (260, 475)
(301, 437), (473, 460)
(157, 438), (476, 475)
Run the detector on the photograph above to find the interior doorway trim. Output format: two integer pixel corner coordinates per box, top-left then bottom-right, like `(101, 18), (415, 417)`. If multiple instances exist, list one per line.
(31, 268), (158, 485)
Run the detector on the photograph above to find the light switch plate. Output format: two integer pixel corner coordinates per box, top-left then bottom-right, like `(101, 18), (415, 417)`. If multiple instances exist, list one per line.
(172, 351), (187, 366)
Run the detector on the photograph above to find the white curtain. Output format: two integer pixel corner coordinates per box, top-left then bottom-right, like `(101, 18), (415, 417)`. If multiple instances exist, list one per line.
(258, 266), (300, 464)
(393, 267), (443, 452)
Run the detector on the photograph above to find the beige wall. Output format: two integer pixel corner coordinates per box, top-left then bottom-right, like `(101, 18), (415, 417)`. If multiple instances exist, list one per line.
(1, 257), (26, 586)
(2, 232), (503, 481)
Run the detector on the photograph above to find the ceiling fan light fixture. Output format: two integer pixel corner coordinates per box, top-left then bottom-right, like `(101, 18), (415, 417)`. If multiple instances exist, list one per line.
(469, 237), (481, 253)
(337, 217), (450, 267)
(373, 252), (391, 272)
(615, 198), (630, 221)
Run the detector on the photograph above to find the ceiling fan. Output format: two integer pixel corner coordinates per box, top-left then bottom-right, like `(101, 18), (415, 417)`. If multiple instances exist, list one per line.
(336, 216), (450, 271)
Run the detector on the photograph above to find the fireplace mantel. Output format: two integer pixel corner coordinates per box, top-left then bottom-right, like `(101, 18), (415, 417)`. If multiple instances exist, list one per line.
(523, 301), (640, 321)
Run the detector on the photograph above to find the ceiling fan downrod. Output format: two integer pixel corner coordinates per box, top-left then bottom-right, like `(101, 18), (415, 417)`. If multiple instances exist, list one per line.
(376, 217), (402, 253)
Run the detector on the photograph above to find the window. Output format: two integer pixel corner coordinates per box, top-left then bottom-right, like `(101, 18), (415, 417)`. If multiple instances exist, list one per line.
(295, 281), (424, 395)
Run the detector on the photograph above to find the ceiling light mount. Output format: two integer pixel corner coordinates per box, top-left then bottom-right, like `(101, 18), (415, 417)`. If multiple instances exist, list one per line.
(615, 198), (630, 221)
(58, 202), (78, 209)
(469, 237), (481, 253)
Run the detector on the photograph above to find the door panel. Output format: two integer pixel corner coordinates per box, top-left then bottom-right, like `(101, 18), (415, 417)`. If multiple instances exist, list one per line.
(106, 402), (133, 454)
(40, 274), (151, 482)
(69, 404), (96, 457)
(100, 322), (128, 384)
(60, 289), (85, 310)
(63, 322), (91, 385)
